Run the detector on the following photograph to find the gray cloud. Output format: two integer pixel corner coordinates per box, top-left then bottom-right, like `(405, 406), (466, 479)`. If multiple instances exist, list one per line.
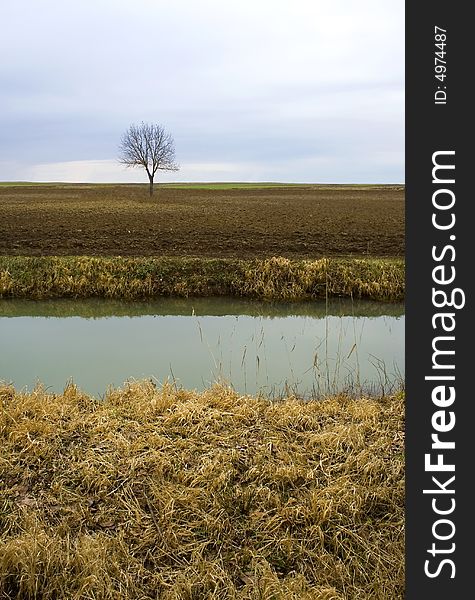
(0, 0), (404, 182)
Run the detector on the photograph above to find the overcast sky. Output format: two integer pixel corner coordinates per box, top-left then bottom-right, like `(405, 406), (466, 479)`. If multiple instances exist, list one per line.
(0, 1), (404, 183)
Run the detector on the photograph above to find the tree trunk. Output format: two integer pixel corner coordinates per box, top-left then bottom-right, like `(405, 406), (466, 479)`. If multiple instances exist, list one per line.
(148, 174), (154, 197)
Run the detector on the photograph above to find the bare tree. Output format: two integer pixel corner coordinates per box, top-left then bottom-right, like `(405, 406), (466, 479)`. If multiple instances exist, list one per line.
(119, 122), (179, 196)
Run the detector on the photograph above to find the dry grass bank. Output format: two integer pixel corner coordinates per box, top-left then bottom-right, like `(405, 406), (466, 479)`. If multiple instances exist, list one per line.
(0, 256), (404, 302)
(0, 382), (404, 599)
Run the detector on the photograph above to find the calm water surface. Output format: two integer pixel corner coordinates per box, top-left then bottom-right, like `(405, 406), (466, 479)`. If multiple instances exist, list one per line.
(0, 297), (404, 397)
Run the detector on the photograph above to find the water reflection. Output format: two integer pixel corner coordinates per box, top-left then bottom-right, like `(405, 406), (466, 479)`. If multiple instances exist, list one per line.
(0, 297), (404, 398)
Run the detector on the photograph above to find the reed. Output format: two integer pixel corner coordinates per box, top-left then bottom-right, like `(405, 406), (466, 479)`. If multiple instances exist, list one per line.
(0, 256), (404, 302)
(0, 381), (404, 599)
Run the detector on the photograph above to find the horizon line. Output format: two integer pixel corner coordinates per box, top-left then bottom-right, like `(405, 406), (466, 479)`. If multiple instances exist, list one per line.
(0, 180), (406, 186)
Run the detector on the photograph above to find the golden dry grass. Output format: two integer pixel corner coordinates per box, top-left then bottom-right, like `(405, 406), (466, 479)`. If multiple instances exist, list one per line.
(0, 256), (404, 302)
(0, 382), (404, 599)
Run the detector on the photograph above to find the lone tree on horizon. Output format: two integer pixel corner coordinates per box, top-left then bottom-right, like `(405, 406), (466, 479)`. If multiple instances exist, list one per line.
(119, 122), (179, 196)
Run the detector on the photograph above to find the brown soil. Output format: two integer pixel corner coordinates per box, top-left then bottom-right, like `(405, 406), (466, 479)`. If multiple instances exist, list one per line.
(0, 184), (404, 258)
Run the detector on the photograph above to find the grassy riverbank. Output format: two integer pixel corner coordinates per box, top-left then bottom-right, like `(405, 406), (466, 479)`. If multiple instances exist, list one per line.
(0, 382), (404, 599)
(0, 256), (404, 302)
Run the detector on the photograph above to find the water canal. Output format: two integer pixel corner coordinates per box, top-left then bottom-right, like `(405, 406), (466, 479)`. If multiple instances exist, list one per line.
(0, 297), (404, 398)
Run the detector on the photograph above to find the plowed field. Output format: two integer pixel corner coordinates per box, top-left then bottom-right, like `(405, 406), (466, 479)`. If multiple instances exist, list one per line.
(0, 183), (404, 258)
